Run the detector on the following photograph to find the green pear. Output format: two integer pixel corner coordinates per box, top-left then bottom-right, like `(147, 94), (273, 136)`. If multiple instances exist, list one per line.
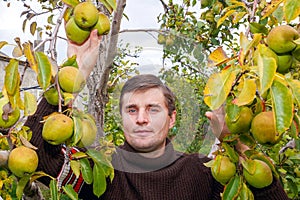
(92, 12), (111, 35)
(267, 25), (300, 54)
(277, 53), (293, 74)
(73, 2), (99, 29)
(65, 17), (91, 45)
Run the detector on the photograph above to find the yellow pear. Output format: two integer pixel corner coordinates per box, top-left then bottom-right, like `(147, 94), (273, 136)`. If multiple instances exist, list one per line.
(65, 17), (91, 45)
(58, 66), (86, 93)
(73, 2), (99, 29)
(92, 12), (110, 35)
(211, 155), (236, 185)
(8, 146), (38, 177)
(225, 106), (253, 134)
(42, 113), (74, 145)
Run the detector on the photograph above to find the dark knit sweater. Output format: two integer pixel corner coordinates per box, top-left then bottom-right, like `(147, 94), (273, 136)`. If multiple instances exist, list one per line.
(27, 99), (289, 200)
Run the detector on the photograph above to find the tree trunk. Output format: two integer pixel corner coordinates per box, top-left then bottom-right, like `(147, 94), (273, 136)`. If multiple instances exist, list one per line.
(87, 0), (127, 143)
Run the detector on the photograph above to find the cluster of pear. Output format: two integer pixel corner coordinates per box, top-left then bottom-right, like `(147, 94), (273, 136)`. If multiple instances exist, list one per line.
(266, 25), (300, 74)
(157, 33), (175, 47)
(210, 154), (273, 190)
(65, 1), (111, 45)
(42, 111), (97, 148)
(225, 106), (280, 146)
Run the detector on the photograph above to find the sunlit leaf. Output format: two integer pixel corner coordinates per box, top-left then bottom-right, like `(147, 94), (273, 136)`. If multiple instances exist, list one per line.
(233, 78), (256, 106)
(80, 158), (93, 184)
(70, 160), (81, 178)
(93, 163), (107, 197)
(24, 92), (37, 116)
(208, 47), (230, 67)
(204, 68), (237, 110)
(232, 11), (247, 24)
(257, 45), (277, 95)
(61, 0), (80, 7)
(222, 142), (239, 163)
(217, 10), (235, 28)
(62, 184), (78, 200)
(35, 52), (52, 90)
(241, 159), (256, 175)
(283, 0), (300, 23)
(47, 14), (56, 25)
(287, 79), (300, 107)
(270, 78), (293, 134)
(23, 42), (38, 73)
(30, 21), (37, 36)
(61, 55), (78, 68)
(222, 175), (242, 200)
(4, 59), (19, 96)
(261, 0), (284, 19)
(0, 41), (8, 50)
(99, 0), (116, 13)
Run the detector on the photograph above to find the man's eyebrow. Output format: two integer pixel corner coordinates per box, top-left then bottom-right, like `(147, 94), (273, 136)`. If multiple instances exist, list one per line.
(125, 104), (137, 109)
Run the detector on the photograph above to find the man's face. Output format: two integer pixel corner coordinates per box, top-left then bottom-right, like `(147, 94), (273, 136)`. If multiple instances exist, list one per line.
(121, 88), (176, 154)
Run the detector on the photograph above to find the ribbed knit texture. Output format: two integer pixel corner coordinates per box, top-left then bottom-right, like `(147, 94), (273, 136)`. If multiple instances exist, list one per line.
(78, 141), (289, 200)
(24, 98), (64, 185)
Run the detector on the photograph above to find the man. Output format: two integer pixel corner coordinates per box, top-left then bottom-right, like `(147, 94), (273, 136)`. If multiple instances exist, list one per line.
(25, 31), (289, 199)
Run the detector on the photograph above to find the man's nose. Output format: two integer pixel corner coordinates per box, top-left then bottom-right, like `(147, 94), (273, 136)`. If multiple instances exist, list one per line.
(136, 109), (149, 124)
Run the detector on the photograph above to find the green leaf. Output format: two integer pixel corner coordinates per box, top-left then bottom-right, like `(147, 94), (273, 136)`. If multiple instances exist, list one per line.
(217, 10), (235, 28)
(87, 149), (110, 166)
(222, 175), (242, 200)
(283, 0), (300, 23)
(257, 45), (277, 95)
(24, 92), (37, 116)
(35, 52), (52, 90)
(71, 116), (83, 146)
(241, 159), (256, 175)
(222, 142), (239, 163)
(4, 59), (19, 96)
(270, 78), (293, 134)
(100, 0), (117, 13)
(249, 22), (268, 35)
(287, 79), (300, 108)
(62, 184), (78, 200)
(16, 175), (30, 200)
(50, 179), (59, 200)
(238, 182), (254, 200)
(93, 163), (107, 197)
(61, 55), (78, 68)
(80, 158), (93, 184)
(204, 68), (237, 110)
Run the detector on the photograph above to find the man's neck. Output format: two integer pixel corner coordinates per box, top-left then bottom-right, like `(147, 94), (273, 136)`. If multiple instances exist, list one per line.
(138, 146), (166, 158)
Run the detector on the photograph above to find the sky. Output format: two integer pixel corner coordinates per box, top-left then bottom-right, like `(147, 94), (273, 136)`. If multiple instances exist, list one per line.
(0, 0), (167, 73)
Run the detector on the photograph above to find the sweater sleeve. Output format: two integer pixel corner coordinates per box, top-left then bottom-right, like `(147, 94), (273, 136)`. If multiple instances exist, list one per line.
(24, 98), (64, 186)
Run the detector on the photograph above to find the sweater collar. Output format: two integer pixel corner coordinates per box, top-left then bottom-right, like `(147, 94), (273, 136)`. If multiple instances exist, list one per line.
(112, 138), (183, 173)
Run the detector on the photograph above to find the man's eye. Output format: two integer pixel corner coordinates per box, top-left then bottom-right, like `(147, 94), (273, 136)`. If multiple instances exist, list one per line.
(149, 107), (159, 113)
(128, 108), (137, 113)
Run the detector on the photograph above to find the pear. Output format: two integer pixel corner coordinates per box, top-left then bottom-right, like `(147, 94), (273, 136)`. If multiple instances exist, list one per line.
(58, 66), (86, 93)
(266, 25), (300, 54)
(73, 2), (99, 29)
(65, 17), (90, 45)
(277, 53), (293, 74)
(92, 12), (111, 35)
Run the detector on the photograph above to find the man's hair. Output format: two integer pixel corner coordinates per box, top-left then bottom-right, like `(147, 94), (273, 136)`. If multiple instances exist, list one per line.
(119, 74), (176, 116)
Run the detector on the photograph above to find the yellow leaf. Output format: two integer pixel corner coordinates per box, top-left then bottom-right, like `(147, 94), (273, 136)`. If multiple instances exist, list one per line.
(217, 10), (235, 28)
(0, 41), (8, 50)
(23, 42), (38, 73)
(233, 79), (257, 106)
(261, 0), (284, 20)
(208, 47), (230, 67)
(24, 92), (37, 116)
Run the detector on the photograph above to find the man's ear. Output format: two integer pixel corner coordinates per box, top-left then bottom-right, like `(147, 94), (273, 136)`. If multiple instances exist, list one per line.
(169, 110), (177, 128)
